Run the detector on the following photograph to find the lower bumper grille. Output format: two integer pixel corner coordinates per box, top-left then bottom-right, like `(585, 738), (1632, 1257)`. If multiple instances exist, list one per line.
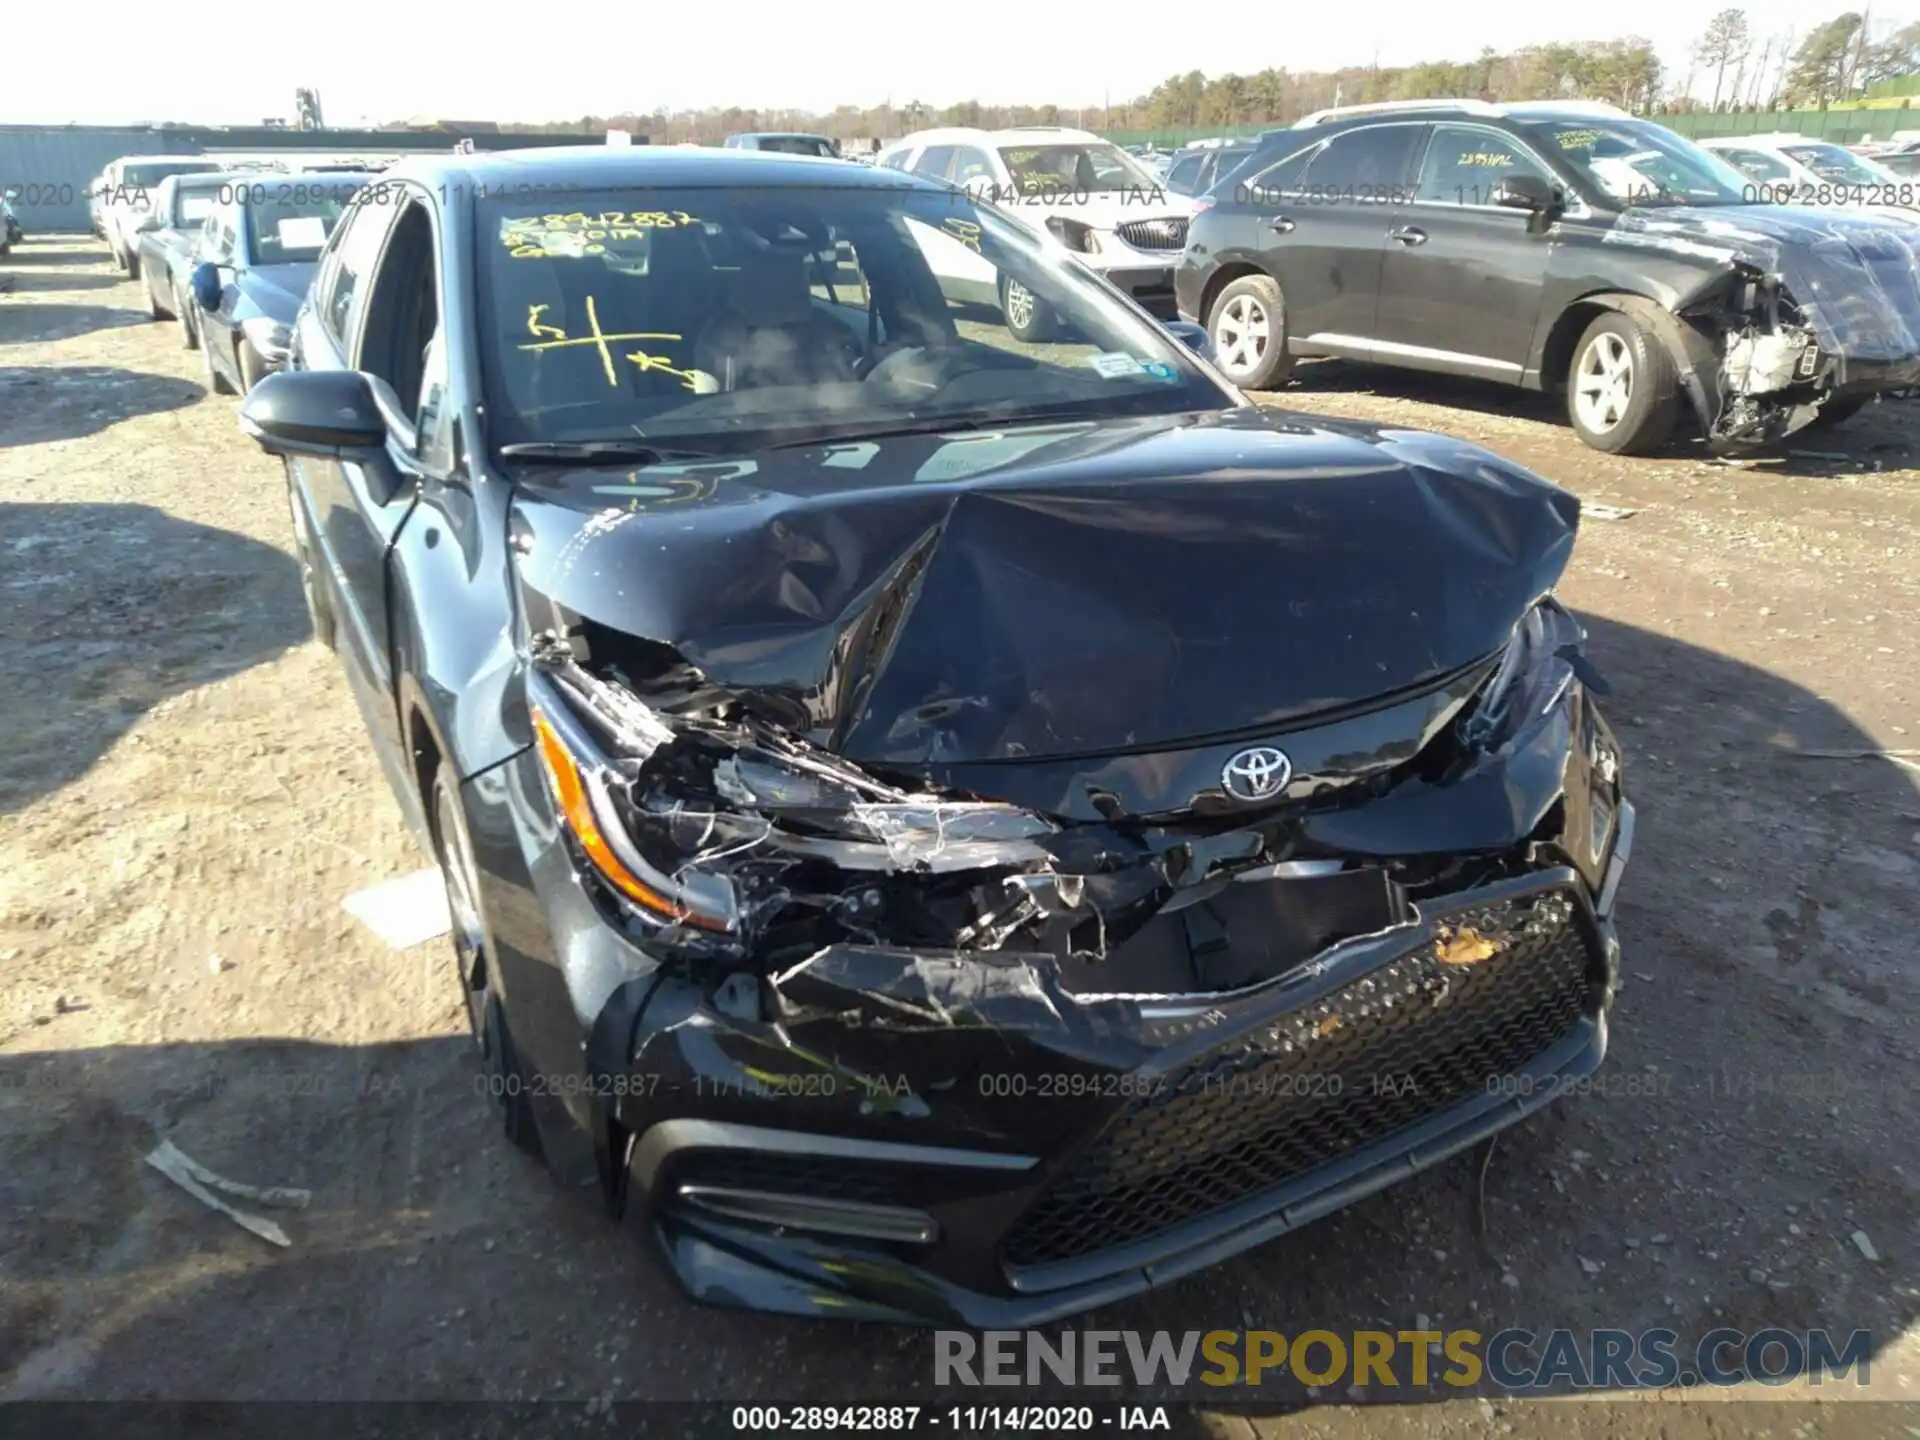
(1001, 887), (1601, 1268)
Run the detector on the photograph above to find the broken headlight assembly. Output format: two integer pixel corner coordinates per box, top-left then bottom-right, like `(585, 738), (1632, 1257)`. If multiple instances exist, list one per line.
(1044, 216), (1099, 253)
(527, 660), (1061, 944)
(1458, 598), (1592, 753)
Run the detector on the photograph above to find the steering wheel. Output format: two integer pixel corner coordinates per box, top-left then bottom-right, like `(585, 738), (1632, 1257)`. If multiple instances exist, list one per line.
(862, 344), (968, 396)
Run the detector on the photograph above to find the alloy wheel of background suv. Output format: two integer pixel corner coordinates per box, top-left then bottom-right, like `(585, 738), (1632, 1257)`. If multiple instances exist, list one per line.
(1207, 274), (1293, 389)
(1566, 312), (1679, 455)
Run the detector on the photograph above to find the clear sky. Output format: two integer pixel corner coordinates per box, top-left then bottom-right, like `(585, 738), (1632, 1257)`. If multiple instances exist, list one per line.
(3, 0), (1891, 126)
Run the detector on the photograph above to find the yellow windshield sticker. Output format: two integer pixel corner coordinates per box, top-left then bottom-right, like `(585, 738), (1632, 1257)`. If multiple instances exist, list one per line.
(1555, 130), (1600, 151)
(941, 217), (983, 252)
(1457, 151), (1516, 169)
(517, 295), (685, 387)
(501, 210), (701, 258)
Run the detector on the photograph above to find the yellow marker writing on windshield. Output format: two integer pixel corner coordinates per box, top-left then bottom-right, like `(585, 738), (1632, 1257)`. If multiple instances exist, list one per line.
(516, 295), (682, 387)
(625, 348), (702, 391)
(526, 304), (566, 340)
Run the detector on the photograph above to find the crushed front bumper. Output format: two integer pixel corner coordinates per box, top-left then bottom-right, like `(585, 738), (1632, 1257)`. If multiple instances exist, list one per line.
(582, 831), (1630, 1324)
(1094, 262), (1179, 317)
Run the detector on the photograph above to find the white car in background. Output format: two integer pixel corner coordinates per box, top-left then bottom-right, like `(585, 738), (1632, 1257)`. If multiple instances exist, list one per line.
(874, 126), (1194, 339)
(94, 155), (225, 274)
(1700, 134), (1920, 221)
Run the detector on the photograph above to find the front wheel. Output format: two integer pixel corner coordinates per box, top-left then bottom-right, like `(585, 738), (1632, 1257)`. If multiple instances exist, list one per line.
(1206, 274), (1293, 390)
(999, 275), (1058, 343)
(1567, 312), (1680, 455)
(201, 325), (235, 395)
(178, 288), (200, 350)
(431, 768), (544, 1161)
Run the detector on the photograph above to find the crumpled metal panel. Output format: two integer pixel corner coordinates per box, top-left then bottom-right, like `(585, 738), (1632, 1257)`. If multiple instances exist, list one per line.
(509, 407), (1579, 766)
(1605, 206), (1920, 365)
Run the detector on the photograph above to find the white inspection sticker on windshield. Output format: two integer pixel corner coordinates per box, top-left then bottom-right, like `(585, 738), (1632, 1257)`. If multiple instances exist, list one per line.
(276, 216), (329, 248)
(1087, 352), (1145, 379)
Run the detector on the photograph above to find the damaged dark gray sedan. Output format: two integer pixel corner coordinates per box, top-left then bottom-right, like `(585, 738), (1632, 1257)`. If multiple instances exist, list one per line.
(238, 148), (1634, 1325)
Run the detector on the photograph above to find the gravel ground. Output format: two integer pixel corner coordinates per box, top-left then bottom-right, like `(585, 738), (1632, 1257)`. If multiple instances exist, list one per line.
(3, 235), (1919, 1435)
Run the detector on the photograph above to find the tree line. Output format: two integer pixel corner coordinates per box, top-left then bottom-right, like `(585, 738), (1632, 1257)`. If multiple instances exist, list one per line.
(484, 12), (1920, 144)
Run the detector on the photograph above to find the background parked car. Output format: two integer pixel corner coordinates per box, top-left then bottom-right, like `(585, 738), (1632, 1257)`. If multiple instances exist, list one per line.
(188, 175), (371, 395)
(94, 156), (226, 275)
(721, 132), (841, 157)
(135, 173), (245, 340)
(876, 125), (1195, 335)
(1176, 99), (1920, 453)
(1163, 139), (1258, 197)
(1700, 134), (1920, 219)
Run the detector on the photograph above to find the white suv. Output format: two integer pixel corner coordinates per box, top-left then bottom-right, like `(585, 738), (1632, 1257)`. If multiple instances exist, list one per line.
(875, 126), (1194, 338)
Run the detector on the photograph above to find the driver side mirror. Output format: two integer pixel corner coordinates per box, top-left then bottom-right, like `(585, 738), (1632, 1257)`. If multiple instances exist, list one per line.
(239, 370), (388, 461)
(1490, 172), (1560, 213)
(1163, 319), (1217, 365)
(190, 260), (223, 311)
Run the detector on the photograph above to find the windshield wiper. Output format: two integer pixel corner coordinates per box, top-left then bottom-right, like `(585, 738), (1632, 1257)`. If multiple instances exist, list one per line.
(498, 440), (722, 464)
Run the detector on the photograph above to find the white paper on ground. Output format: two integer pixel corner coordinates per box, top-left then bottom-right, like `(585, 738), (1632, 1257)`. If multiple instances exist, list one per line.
(144, 1139), (311, 1248)
(341, 867), (452, 949)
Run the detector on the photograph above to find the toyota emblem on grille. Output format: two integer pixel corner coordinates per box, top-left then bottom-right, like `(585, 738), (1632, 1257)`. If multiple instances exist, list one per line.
(1221, 746), (1292, 803)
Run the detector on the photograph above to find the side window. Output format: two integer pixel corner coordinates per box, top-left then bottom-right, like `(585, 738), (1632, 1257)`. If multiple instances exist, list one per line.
(1719, 148), (1791, 183)
(950, 147), (995, 184)
(1166, 154), (1204, 193)
(319, 197), (398, 351)
(914, 146), (958, 181)
(1237, 145), (1317, 203)
(880, 149), (913, 172)
(1302, 125), (1423, 194)
(1415, 125), (1558, 205)
(355, 199), (441, 431)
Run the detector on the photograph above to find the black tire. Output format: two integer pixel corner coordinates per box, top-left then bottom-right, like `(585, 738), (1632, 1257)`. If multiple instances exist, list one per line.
(999, 274), (1059, 343)
(1206, 273), (1293, 390)
(202, 326), (235, 395)
(1805, 394), (1868, 431)
(178, 288), (200, 350)
(431, 768), (544, 1162)
(237, 339), (264, 394)
(146, 270), (172, 321)
(1566, 311), (1680, 455)
(121, 246), (139, 278)
(286, 472), (335, 651)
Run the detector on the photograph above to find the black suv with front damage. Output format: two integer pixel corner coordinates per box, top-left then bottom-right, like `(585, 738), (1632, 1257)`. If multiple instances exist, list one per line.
(1176, 99), (1920, 453)
(237, 146), (1633, 1325)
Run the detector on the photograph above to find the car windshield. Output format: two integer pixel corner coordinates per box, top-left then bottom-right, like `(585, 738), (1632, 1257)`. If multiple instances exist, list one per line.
(754, 136), (837, 157)
(174, 183), (223, 226)
(997, 143), (1162, 195)
(1526, 119), (1751, 206)
(1783, 143), (1898, 186)
(474, 183), (1230, 453)
(122, 161), (220, 189)
(242, 192), (353, 265)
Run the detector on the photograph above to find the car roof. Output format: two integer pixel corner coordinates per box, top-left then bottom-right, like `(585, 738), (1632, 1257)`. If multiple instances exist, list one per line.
(889, 126), (1105, 149)
(382, 145), (943, 194)
(111, 155), (218, 168)
(729, 131), (832, 141)
(1700, 133), (1819, 148)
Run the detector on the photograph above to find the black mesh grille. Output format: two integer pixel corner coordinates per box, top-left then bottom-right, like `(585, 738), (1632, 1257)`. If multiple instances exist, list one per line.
(669, 1151), (904, 1206)
(1002, 888), (1599, 1269)
(1115, 218), (1189, 251)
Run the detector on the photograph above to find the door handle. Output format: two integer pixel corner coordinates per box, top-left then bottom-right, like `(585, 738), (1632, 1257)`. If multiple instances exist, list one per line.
(1267, 216), (1296, 234)
(1388, 226), (1428, 246)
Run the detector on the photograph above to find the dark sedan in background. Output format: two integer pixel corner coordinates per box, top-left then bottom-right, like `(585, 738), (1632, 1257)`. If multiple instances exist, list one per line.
(190, 174), (373, 394)
(136, 172), (243, 338)
(235, 147), (1631, 1326)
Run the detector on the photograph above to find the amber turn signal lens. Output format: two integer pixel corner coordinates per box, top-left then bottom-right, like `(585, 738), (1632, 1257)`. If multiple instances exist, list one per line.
(530, 706), (731, 932)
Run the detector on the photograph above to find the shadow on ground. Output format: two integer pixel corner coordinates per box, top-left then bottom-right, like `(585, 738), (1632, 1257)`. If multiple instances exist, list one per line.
(0, 367), (203, 447)
(0, 618), (1912, 1412)
(0, 503), (307, 812)
(0, 272), (121, 295)
(1273, 358), (1916, 479)
(0, 305), (147, 345)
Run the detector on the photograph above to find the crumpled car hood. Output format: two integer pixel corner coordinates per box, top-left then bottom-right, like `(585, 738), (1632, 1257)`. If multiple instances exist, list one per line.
(1607, 205), (1920, 362)
(508, 408), (1579, 766)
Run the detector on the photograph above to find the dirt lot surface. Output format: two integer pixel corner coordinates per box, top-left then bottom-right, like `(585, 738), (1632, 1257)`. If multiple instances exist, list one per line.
(3, 235), (1919, 1435)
